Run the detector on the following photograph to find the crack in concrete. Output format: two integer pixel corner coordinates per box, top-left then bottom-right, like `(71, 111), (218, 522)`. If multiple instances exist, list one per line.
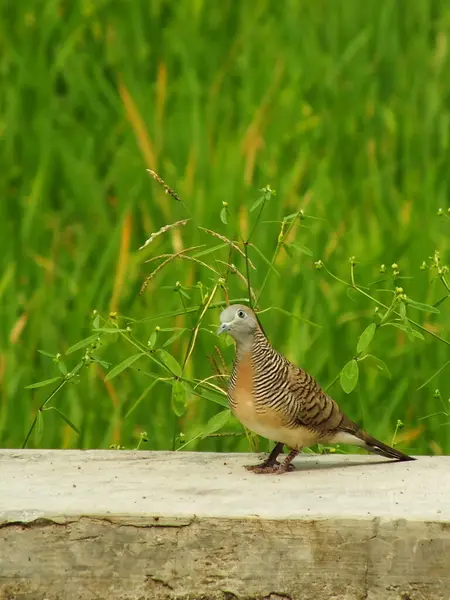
(0, 515), (195, 531)
(0, 517), (79, 530)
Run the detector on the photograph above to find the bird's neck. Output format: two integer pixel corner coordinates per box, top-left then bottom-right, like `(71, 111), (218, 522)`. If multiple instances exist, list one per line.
(235, 329), (270, 359)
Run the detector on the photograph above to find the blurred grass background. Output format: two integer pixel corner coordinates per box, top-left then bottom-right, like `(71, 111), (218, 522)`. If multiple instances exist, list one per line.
(1, 0), (450, 454)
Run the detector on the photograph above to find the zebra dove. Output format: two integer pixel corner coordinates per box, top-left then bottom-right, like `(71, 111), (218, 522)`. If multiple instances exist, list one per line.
(217, 304), (415, 474)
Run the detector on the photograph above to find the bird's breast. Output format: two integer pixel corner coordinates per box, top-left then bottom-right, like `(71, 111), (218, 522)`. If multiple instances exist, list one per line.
(229, 351), (317, 448)
(229, 351), (258, 423)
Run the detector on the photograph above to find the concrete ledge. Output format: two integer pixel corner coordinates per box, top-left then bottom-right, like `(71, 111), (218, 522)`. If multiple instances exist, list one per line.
(0, 450), (449, 600)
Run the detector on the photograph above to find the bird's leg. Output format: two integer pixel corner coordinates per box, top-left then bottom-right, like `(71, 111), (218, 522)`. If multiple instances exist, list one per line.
(245, 442), (284, 472)
(247, 447), (299, 475)
(276, 448), (299, 474)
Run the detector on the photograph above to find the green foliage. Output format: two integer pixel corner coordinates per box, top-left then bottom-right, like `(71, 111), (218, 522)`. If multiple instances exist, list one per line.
(356, 324), (376, 354)
(1, 0), (450, 456)
(340, 360), (359, 395)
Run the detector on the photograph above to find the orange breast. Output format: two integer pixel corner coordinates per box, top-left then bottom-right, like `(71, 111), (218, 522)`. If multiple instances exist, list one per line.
(230, 351), (320, 449)
(230, 351), (256, 418)
(231, 352), (282, 437)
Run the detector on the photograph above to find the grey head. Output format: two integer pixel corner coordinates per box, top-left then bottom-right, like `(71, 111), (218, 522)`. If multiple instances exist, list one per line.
(217, 304), (259, 346)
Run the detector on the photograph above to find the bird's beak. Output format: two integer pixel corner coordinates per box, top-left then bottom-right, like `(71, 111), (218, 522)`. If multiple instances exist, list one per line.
(217, 322), (230, 335)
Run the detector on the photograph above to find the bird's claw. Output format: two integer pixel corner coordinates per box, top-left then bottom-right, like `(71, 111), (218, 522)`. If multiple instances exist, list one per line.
(244, 460), (281, 472)
(245, 461), (295, 475)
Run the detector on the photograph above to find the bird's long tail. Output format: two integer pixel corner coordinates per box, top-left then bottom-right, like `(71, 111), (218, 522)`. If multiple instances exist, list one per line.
(362, 433), (415, 461)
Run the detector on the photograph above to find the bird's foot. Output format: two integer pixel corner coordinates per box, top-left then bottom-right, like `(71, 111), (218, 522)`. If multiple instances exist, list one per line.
(245, 459), (281, 472)
(245, 461), (295, 475)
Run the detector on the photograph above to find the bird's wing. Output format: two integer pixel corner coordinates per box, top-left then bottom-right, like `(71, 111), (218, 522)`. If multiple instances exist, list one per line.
(283, 362), (358, 437)
(282, 361), (414, 460)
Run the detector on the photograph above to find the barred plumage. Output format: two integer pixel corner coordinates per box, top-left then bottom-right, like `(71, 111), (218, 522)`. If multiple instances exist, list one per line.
(218, 303), (415, 474)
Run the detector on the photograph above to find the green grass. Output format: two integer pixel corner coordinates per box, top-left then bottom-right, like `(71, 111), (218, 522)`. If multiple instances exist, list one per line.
(1, 0), (450, 456)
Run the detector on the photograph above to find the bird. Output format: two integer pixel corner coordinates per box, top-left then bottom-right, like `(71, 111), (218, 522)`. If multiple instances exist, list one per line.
(217, 303), (415, 474)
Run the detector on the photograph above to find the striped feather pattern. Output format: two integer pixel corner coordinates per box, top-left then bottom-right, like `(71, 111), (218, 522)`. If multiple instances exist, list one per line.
(229, 328), (346, 439)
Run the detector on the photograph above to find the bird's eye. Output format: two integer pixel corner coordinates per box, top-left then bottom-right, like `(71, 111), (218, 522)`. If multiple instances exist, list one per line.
(237, 310), (245, 319)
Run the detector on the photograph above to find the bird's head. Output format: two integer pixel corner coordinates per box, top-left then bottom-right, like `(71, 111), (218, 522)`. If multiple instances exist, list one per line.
(217, 304), (259, 345)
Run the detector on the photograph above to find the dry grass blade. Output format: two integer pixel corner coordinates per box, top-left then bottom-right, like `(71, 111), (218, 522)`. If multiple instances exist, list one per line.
(207, 352), (228, 391)
(139, 248), (196, 294)
(146, 253), (220, 275)
(195, 373), (229, 393)
(214, 345), (228, 375)
(144, 245), (205, 262)
(194, 378), (228, 396)
(183, 284), (219, 367)
(147, 169), (182, 202)
(139, 218), (190, 250)
(208, 352), (222, 376)
(216, 260), (257, 304)
(198, 227), (256, 270)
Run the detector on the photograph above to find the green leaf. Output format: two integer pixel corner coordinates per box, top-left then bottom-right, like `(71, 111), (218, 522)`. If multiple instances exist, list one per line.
(363, 354), (392, 379)
(171, 379), (187, 417)
(220, 207), (228, 224)
(148, 330), (158, 349)
(93, 327), (129, 333)
(38, 349), (55, 358)
(125, 379), (162, 418)
(94, 358), (111, 369)
(340, 359), (359, 394)
(97, 332), (119, 348)
(283, 243), (294, 259)
(398, 301), (407, 322)
(157, 349), (182, 377)
(249, 195), (266, 212)
(201, 409), (232, 439)
(25, 376), (62, 390)
(34, 411), (44, 446)
(193, 243), (228, 258)
(163, 328), (186, 347)
(284, 211), (304, 221)
(45, 406), (80, 435)
(65, 334), (98, 355)
(405, 299), (440, 314)
(104, 353), (144, 381)
(192, 383), (229, 408)
(125, 368), (162, 381)
(57, 361), (68, 376)
(356, 323), (376, 354)
(433, 295), (449, 309)
(179, 288), (190, 299)
(93, 313), (101, 329)
(286, 242), (313, 257)
(384, 322), (425, 341)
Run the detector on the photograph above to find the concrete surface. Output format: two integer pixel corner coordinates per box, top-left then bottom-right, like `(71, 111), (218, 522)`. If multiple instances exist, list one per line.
(0, 450), (449, 600)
